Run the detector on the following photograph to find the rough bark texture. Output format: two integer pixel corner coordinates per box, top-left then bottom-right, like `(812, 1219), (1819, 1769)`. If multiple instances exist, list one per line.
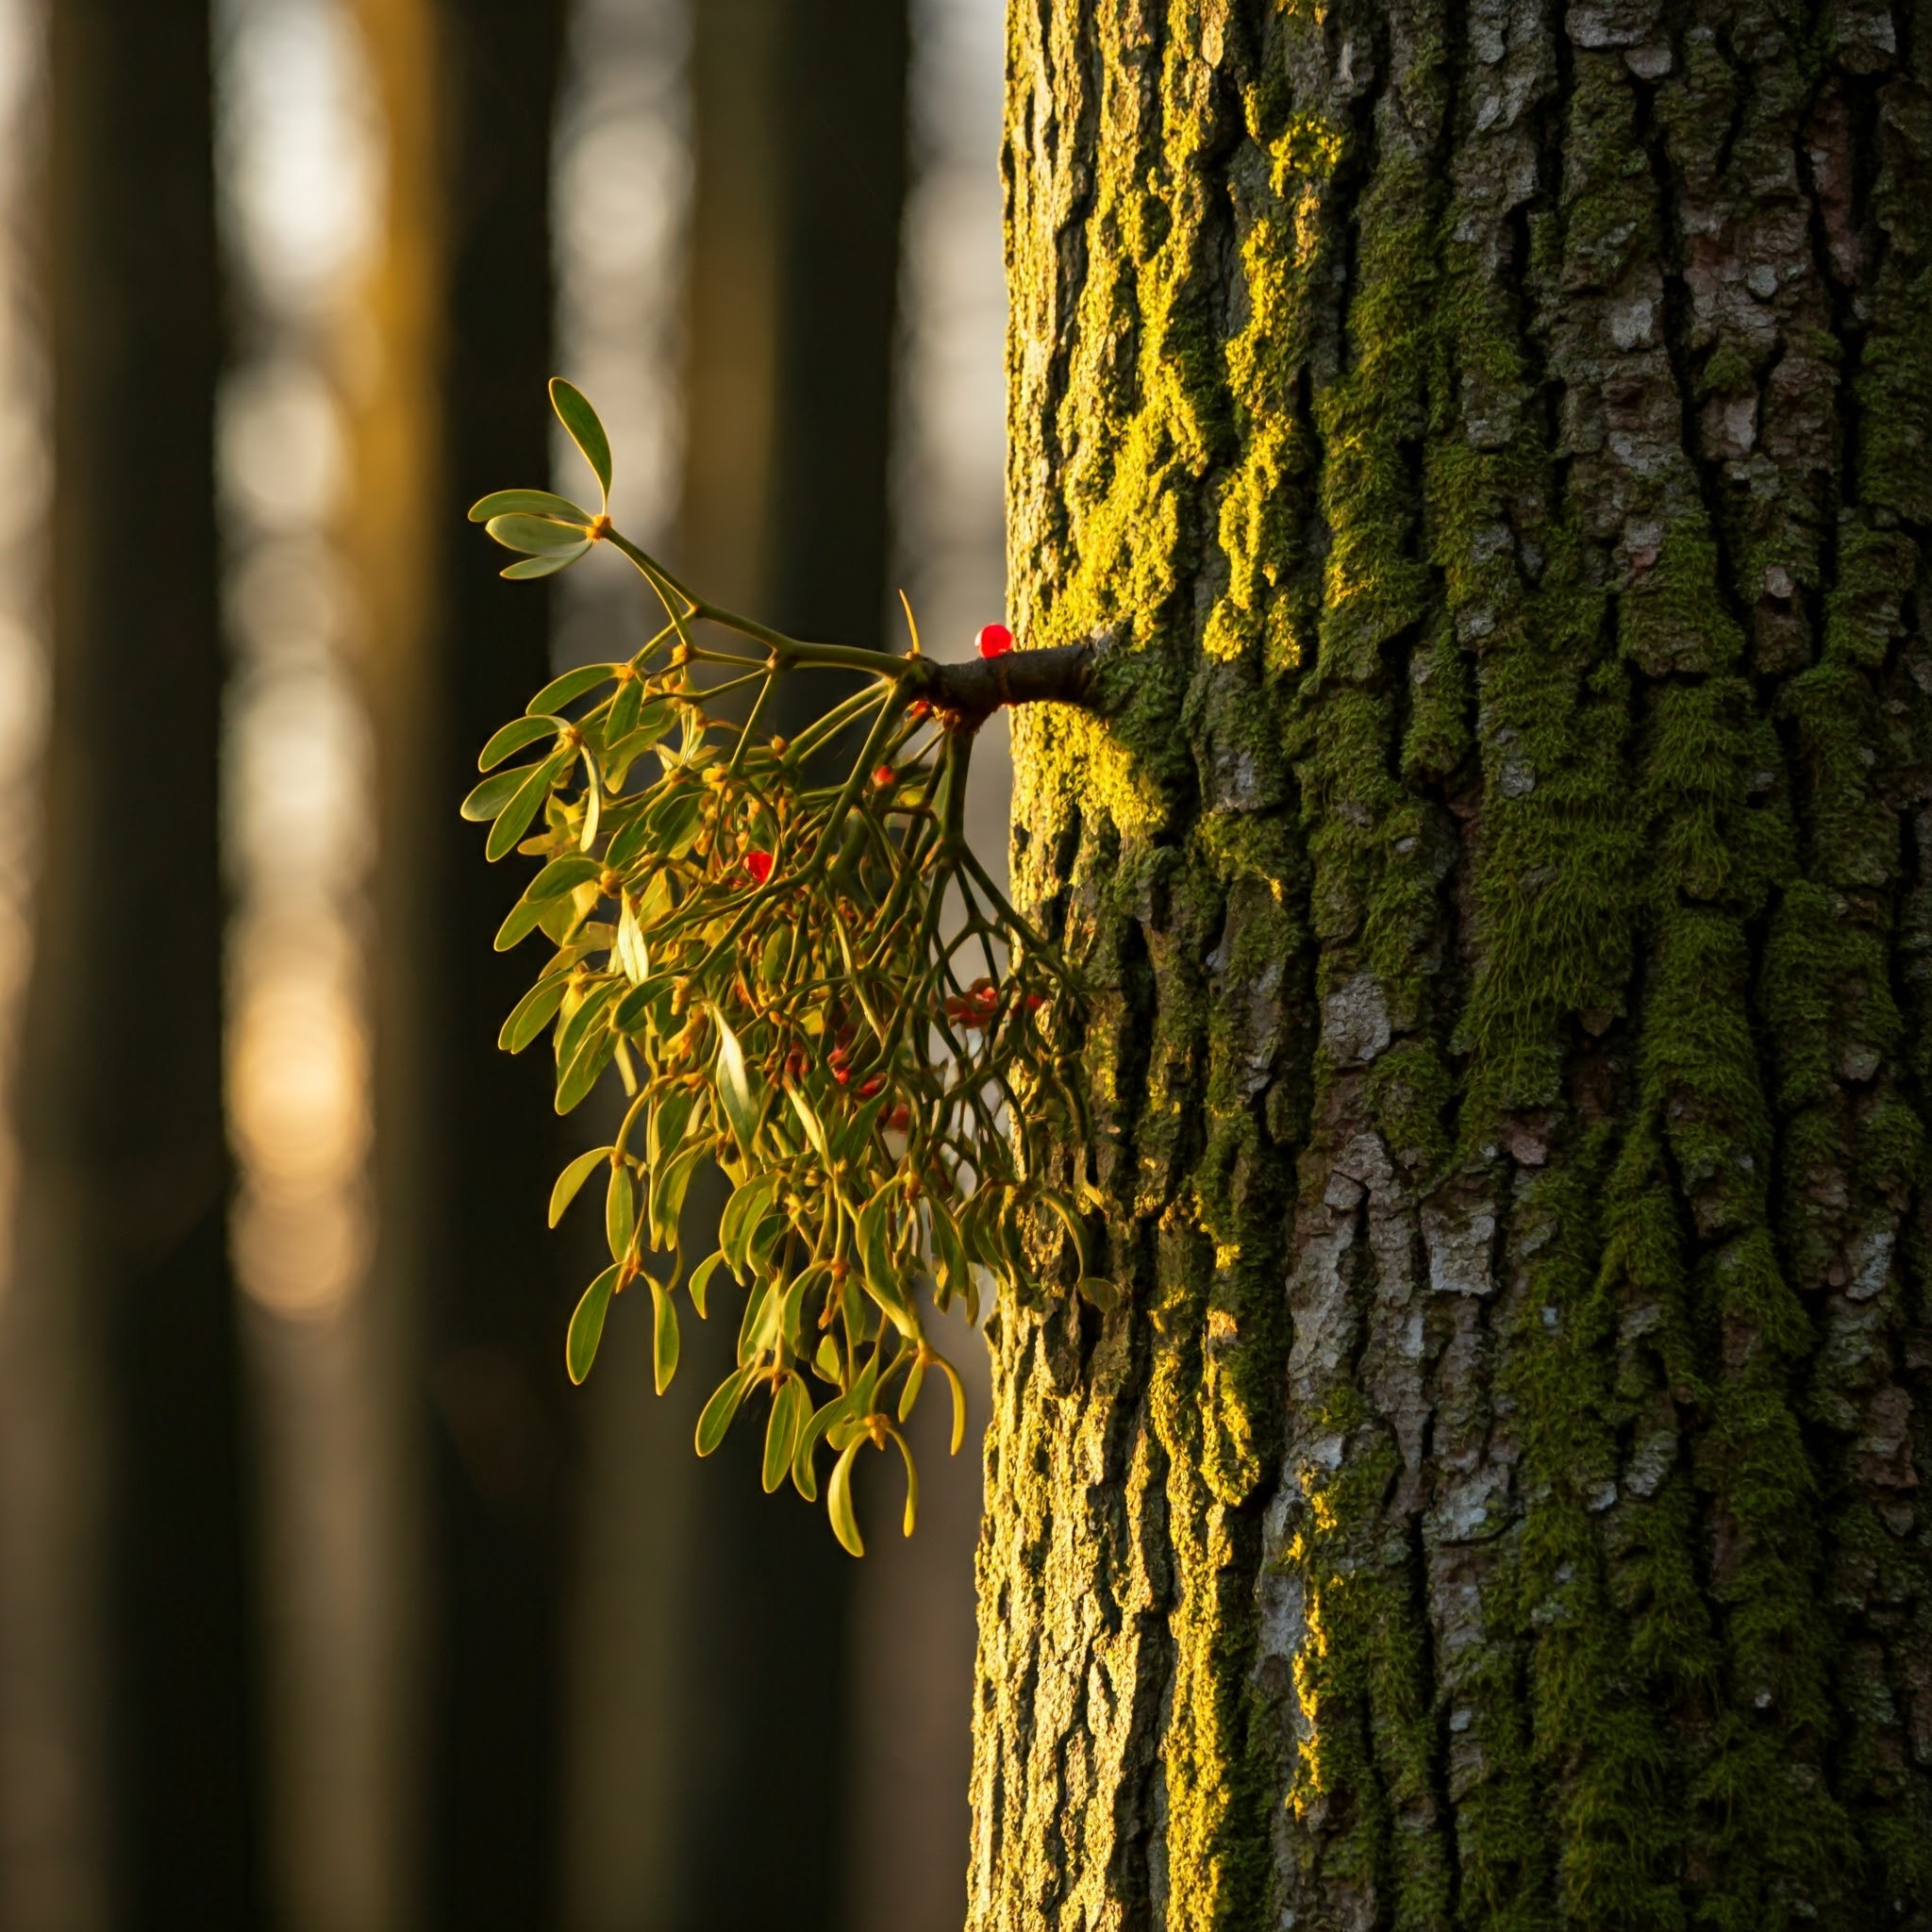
(975, 3), (1932, 1928)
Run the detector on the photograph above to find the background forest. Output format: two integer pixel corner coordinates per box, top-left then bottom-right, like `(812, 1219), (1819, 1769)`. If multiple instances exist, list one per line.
(0, 1), (1005, 1926)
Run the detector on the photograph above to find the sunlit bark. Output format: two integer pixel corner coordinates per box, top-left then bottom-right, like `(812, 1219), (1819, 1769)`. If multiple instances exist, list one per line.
(978, 5), (1932, 1926)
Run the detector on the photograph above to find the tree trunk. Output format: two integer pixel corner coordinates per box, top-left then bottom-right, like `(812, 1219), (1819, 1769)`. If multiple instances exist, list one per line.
(976, 4), (1932, 1928)
(8, 0), (266, 1920)
(657, 5), (910, 1927)
(423, 9), (575, 1923)
(343, 1), (573, 1923)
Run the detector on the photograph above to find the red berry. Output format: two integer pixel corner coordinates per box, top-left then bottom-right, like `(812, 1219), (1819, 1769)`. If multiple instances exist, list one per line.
(977, 622), (1013, 658)
(744, 850), (774, 885)
(872, 764), (894, 788)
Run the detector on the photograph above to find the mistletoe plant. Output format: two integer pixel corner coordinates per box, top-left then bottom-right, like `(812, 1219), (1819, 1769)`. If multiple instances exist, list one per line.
(461, 380), (1104, 1556)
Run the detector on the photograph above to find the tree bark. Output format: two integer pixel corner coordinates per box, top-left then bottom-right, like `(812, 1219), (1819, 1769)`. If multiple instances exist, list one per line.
(8, 0), (266, 1920)
(977, 4), (1932, 1928)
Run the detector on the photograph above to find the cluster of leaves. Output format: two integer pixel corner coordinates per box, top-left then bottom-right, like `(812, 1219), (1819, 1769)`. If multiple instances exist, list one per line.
(462, 381), (1103, 1555)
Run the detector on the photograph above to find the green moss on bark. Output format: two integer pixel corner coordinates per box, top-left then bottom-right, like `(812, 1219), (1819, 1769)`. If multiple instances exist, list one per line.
(974, 6), (1932, 1930)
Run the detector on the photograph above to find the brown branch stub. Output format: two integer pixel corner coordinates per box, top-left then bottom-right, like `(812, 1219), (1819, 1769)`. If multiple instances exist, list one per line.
(916, 641), (1098, 732)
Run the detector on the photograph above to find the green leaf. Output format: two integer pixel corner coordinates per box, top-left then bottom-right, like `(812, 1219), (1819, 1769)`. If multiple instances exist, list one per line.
(566, 1263), (621, 1385)
(784, 1082), (829, 1163)
(890, 1425), (919, 1537)
(721, 1173), (780, 1275)
(502, 544), (591, 579)
(469, 488), (593, 524)
(499, 972), (571, 1053)
(607, 675), (643, 744)
(935, 1352), (968, 1456)
(749, 1210), (790, 1278)
(554, 978), (619, 1073)
(612, 974), (674, 1035)
(550, 377), (614, 499)
(557, 1024), (619, 1114)
(485, 750), (573, 861)
(527, 662), (619, 717)
(649, 1279), (679, 1395)
(528, 853), (603, 902)
(495, 895), (556, 954)
(495, 855), (605, 951)
(758, 925), (791, 992)
(763, 1375), (808, 1493)
(694, 1364), (755, 1457)
(630, 696), (675, 743)
(791, 1393), (846, 1500)
(605, 1161), (634, 1262)
(648, 1085), (696, 1172)
(653, 791), (704, 861)
(578, 757), (602, 850)
(688, 1250), (730, 1321)
(1076, 1275), (1121, 1313)
(615, 902), (649, 986)
(549, 1146), (613, 1228)
(927, 1196), (969, 1304)
(897, 1351), (926, 1424)
(737, 1278), (779, 1363)
(649, 1142), (708, 1251)
(713, 1014), (761, 1155)
(832, 1089), (891, 1166)
(858, 1184), (914, 1337)
(478, 714), (564, 770)
(486, 511), (591, 555)
(827, 1440), (865, 1557)
(603, 812), (651, 873)
(460, 761), (539, 823)
(1037, 1188), (1090, 1277)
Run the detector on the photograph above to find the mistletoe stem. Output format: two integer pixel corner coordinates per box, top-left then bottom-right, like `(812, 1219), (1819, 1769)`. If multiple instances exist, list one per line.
(602, 527), (1100, 723)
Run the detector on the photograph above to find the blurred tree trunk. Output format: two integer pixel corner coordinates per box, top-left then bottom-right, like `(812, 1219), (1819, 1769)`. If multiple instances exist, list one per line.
(421, 13), (573, 1924)
(345, 2), (571, 1926)
(5, 1), (265, 1924)
(979, 4), (1932, 1928)
(663, 3), (909, 1926)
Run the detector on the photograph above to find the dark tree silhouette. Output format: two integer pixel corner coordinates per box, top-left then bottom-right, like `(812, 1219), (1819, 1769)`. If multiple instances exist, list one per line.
(667, 2), (911, 1926)
(16, 0), (265, 1920)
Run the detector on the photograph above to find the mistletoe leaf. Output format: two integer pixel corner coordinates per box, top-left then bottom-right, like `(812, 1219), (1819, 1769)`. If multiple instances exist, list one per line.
(486, 512), (591, 555)
(478, 714), (565, 770)
(605, 1161), (634, 1262)
(485, 749), (573, 860)
(549, 1146), (613, 1227)
(499, 972), (571, 1053)
(763, 1375), (808, 1493)
(527, 662), (619, 716)
(694, 1364), (756, 1457)
(688, 1250), (730, 1321)
(550, 376), (613, 499)
(650, 1278), (680, 1395)
(827, 1439), (865, 1557)
(566, 1263), (621, 1384)
(469, 488), (593, 524)
(713, 1014), (761, 1155)
(501, 543), (591, 579)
